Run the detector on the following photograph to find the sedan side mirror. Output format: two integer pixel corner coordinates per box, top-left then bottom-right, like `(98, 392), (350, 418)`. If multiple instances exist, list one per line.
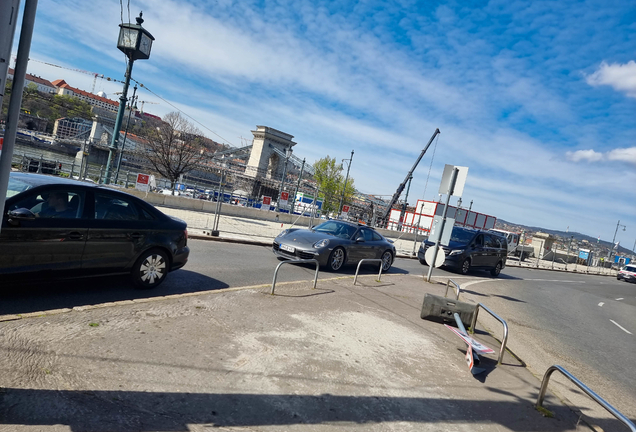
(356, 236), (365, 243)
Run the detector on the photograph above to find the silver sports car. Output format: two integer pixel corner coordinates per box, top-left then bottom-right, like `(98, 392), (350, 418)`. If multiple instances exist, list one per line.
(272, 220), (396, 272)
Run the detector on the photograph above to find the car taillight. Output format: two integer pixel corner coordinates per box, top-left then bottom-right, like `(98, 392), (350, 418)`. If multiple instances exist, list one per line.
(184, 229), (188, 240)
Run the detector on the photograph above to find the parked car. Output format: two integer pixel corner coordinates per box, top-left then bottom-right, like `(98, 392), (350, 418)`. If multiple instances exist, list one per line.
(1, 172), (190, 288)
(617, 264), (636, 283)
(273, 220), (395, 272)
(417, 226), (507, 277)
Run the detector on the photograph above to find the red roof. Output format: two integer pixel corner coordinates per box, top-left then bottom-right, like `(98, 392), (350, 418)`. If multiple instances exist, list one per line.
(52, 79), (118, 108)
(8, 68), (55, 88)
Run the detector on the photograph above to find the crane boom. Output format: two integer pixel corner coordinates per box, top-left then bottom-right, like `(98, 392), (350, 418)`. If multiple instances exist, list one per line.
(377, 128), (440, 228)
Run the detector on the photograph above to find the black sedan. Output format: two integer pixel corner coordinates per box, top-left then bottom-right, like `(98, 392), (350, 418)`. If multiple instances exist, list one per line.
(273, 220), (395, 272)
(1, 172), (189, 288)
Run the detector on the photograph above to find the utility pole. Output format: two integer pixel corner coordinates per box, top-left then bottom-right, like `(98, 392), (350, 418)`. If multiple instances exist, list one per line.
(291, 158), (305, 215)
(276, 148), (292, 213)
(398, 175), (413, 232)
(565, 235), (573, 271)
(338, 150), (354, 218)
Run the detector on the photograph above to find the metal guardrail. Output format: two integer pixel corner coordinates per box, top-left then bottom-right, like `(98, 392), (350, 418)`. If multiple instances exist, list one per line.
(444, 279), (461, 300)
(353, 259), (383, 285)
(536, 365), (636, 432)
(271, 259), (319, 295)
(469, 303), (509, 364)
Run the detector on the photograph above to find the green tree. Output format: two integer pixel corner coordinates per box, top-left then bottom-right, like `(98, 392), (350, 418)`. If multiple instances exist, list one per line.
(313, 156), (356, 215)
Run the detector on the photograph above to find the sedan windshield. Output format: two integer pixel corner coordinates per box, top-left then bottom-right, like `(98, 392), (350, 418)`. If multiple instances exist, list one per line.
(6, 177), (33, 199)
(313, 221), (356, 239)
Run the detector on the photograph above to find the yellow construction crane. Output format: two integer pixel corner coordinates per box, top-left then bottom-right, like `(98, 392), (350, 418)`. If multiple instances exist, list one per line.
(138, 100), (158, 113)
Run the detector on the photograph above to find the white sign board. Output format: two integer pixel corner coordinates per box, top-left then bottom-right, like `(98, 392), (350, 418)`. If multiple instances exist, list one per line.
(428, 215), (455, 246)
(438, 164), (469, 197)
(445, 324), (495, 355)
(136, 173), (150, 192)
(425, 245), (445, 268)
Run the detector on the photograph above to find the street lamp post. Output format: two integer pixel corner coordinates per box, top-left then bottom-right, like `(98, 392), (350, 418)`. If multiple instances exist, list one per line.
(276, 148), (292, 212)
(338, 150), (354, 218)
(607, 220), (627, 262)
(113, 84), (138, 185)
(103, 12), (154, 185)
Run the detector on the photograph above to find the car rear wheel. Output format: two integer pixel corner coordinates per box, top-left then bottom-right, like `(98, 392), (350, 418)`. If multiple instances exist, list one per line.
(460, 258), (471, 275)
(418, 258), (427, 265)
(380, 250), (393, 272)
(132, 248), (170, 289)
(490, 262), (502, 277)
(327, 247), (345, 271)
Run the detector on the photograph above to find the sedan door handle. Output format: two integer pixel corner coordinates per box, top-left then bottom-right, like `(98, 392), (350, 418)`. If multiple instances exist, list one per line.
(68, 231), (84, 240)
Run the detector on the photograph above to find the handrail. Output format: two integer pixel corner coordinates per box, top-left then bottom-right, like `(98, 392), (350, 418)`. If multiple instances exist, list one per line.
(537, 365), (636, 432)
(445, 279), (461, 300)
(271, 259), (319, 295)
(469, 303), (508, 364)
(353, 259), (383, 285)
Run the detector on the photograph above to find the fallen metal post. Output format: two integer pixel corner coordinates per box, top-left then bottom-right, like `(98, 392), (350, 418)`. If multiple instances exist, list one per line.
(271, 259), (319, 295)
(469, 303), (509, 364)
(444, 279), (461, 300)
(537, 365), (636, 432)
(353, 259), (383, 285)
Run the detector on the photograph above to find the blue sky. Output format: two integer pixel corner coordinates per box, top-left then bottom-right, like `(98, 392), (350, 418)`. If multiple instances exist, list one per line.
(14, 0), (636, 246)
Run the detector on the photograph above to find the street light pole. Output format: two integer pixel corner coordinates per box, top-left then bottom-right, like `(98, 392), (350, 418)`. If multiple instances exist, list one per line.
(103, 12), (154, 185)
(104, 60), (133, 184)
(607, 219), (626, 262)
(113, 84), (137, 185)
(338, 150), (354, 218)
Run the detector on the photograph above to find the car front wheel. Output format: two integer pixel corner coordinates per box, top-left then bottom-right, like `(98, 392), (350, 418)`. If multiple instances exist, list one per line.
(327, 247), (345, 271)
(132, 248), (170, 289)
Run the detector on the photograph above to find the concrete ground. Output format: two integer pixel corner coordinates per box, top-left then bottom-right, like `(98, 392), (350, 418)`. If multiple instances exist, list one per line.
(0, 274), (597, 431)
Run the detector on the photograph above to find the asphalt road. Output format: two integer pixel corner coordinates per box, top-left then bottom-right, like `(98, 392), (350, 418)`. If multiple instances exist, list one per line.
(1, 239), (634, 427)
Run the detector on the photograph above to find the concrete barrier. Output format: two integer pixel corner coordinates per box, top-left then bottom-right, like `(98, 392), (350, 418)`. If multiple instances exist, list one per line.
(120, 188), (421, 244)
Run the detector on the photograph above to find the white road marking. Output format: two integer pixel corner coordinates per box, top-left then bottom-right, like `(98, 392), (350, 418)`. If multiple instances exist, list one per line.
(461, 279), (503, 288)
(610, 320), (632, 335)
(524, 279), (582, 283)
(616, 298), (624, 301)
(598, 302), (604, 307)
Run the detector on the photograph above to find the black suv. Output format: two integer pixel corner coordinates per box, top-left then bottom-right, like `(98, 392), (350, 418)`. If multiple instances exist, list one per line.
(417, 226), (507, 277)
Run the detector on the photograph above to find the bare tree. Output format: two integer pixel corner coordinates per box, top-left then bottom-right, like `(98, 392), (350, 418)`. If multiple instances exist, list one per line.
(139, 112), (207, 190)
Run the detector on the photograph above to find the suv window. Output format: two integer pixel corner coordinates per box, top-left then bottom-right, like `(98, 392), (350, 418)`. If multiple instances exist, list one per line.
(485, 234), (502, 248)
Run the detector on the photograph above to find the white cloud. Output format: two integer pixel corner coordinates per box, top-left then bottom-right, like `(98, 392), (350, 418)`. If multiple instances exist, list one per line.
(607, 147), (636, 165)
(566, 147), (636, 165)
(566, 149), (604, 163)
(586, 61), (636, 98)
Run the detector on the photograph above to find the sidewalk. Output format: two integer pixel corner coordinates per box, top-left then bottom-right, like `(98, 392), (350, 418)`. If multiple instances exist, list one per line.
(0, 273), (596, 431)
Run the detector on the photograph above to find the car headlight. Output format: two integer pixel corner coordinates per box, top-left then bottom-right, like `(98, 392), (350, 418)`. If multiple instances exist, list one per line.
(449, 249), (464, 256)
(313, 239), (329, 248)
(278, 229), (290, 237)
